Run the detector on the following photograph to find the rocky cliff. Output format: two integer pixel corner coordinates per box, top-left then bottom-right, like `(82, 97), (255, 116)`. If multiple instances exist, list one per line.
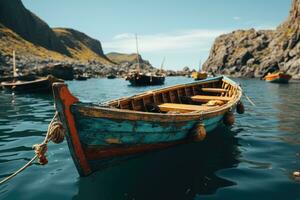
(0, 0), (112, 69)
(203, 0), (300, 79)
(106, 52), (150, 65)
(0, 0), (69, 56)
(53, 28), (111, 64)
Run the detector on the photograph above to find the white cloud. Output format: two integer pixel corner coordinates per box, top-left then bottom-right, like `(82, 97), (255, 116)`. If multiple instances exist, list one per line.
(102, 29), (227, 53)
(233, 16), (241, 20)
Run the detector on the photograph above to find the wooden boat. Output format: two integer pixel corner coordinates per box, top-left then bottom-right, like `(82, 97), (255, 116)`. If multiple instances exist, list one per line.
(125, 72), (165, 85)
(191, 71), (208, 80)
(1, 75), (63, 92)
(264, 72), (292, 83)
(125, 34), (165, 86)
(75, 74), (88, 81)
(52, 76), (243, 176)
(191, 60), (208, 80)
(1, 50), (63, 92)
(107, 74), (116, 79)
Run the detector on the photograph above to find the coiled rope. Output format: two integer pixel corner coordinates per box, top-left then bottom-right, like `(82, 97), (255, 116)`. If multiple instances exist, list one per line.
(0, 112), (65, 185)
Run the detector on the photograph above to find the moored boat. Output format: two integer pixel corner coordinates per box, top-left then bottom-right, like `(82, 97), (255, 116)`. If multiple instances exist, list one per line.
(191, 71), (208, 80)
(264, 72), (291, 83)
(1, 75), (63, 92)
(107, 74), (116, 79)
(192, 60), (208, 80)
(52, 76), (244, 176)
(125, 71), (165, 85)
(75, 74), (88, 81)
(125, 34), (165, 86)
(1, 50), (64, 93)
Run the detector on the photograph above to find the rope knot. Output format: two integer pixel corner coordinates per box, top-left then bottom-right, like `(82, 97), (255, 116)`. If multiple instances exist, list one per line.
(32, 143), (48, 165)
(48, 121), (65, 144)
(32, 112), (65, 165)
(0, 112), (65, 185)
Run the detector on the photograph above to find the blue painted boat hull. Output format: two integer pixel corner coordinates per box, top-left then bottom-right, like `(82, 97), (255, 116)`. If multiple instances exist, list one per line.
(52, 76), (242, 176)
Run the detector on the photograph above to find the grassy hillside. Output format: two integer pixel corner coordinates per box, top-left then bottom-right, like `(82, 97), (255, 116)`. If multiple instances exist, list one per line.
(53, 28), (112, 64)
(0, 23), (69, 61)
(106, 52), (142, 64)
(0, 0), (114, 66)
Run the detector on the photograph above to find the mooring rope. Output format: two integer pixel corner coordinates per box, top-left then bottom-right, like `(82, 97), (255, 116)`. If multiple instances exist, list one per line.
(238, 83), (256, 107)
(0, 112), (65, 185)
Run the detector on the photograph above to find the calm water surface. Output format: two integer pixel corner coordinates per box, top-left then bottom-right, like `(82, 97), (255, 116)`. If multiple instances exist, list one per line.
(0, 77), (299, 200)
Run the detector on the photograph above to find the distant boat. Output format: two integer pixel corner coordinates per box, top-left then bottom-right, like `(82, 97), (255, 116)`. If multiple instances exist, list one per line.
(264, 72), (291, 83)
(191, 60), (208, 80)
(51, 75), (243, 176)
(125, 71), (165, 85)
(191, 71), (208, 80)
(0, 51), (63, 92)
(1, 75), (63, 92)
(107, 74), (116, 79)
(75, 73), (89, 81)
(125, 34), (165, 86)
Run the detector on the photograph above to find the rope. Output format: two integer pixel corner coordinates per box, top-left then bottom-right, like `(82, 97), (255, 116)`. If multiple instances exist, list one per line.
(243, 92), (256, 107)
(0, 112), (65, 185)
(238, 83), (256, 107)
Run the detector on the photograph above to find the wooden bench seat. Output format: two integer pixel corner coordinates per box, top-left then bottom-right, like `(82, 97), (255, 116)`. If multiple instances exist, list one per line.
(191, 95), (232, 103)
(158, 103), (218, 113)
(201, 88), (228, 93)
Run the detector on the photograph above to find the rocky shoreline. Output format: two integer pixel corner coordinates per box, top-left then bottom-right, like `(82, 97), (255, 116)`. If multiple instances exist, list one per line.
(0, 54), (194, 81)
(203, 0), (300, 80)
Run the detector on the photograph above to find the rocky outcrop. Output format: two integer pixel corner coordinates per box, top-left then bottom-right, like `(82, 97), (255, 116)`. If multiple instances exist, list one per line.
(203, 0), (300, 79)
(105, 52), (155, 76)
(36, 63), (74, 80)
(0, 0), (69, 56)
(0, 0), (171, 79)
(106, 52), (151, 65)
(0, 0), (113, 71)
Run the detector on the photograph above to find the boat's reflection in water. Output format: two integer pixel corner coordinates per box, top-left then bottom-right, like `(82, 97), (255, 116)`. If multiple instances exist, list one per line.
(73, 126), (241, 200)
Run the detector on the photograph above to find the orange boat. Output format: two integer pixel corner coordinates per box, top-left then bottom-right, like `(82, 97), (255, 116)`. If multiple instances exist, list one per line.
(264, 72), (291, 83)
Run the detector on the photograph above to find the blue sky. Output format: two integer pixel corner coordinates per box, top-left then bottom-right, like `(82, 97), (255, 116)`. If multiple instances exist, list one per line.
(23, 0), (292, 70)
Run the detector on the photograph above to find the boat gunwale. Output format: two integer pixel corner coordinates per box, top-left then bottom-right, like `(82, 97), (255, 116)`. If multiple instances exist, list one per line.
(72, 76), (242, 122)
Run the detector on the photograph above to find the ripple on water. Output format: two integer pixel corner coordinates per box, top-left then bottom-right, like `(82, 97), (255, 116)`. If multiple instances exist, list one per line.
(0, 77), (300, 200)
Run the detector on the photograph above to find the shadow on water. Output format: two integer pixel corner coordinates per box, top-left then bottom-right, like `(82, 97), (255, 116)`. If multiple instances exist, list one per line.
(73, 126), (241, 200)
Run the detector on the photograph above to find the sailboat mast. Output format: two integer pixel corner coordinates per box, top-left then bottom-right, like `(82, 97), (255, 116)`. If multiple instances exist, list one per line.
(199, 59), (201, 72)
(135, 34), (140, 73)
(160, 57), (165, 71)
(13, 50), (17, 77)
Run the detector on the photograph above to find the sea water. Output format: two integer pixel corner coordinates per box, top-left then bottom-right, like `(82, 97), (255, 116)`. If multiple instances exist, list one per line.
(0, 77), (299, 200)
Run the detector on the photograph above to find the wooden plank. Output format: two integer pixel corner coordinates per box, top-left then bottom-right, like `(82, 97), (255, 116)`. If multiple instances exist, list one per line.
(131, 100), (135, 110)
(169, 91), (173, 103)
(201, 88), (228, 93)
(152, 94), (157, 104)
(191, 95), (232, 102)
(158, 103), (218, 113)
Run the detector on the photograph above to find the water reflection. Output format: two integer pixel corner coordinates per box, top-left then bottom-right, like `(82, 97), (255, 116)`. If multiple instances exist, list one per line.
(74, 127), (240, 200)
(274, 82), (300, 144)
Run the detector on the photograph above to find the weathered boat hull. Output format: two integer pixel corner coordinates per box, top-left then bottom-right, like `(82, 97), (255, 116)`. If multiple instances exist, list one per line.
(127, 74), (165, 86)
(52, 76), (242, 176)
(265, 73), (291, 83)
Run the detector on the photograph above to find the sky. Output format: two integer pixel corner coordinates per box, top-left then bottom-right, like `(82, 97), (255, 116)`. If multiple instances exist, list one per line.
(23, 0), (292, 70)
